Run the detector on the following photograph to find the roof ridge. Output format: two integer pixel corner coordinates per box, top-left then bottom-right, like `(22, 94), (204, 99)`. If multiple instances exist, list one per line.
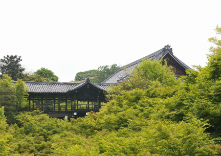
(25, 81), (80, 85)
(102, 46), (167, 83)
(120, 47), (165, 69)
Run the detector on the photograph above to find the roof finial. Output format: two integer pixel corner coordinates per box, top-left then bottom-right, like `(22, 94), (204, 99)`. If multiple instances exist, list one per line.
(163, 45), (173, 54)
(86, 78), (90, 83)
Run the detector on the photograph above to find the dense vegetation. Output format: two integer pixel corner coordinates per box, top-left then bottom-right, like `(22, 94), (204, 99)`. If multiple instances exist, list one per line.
(0, 74), (27, 124)
(74, 64), (119, 83)
(0, 26), (221, 155)
(21, 67), (59, 82)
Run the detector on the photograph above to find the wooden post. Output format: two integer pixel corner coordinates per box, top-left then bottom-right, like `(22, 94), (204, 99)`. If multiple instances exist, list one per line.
(71, 96), (73, 111)
(58, 96), (61, 111)
(65, 96), (67, 111)
(97, 94), (100, 110)
(45, 96), (48, 112)
(41, 96), (43, 111)
(74, 94), (76, 110)
(87, 100), (89, 110)
(77, 100), (78, 109)
(54, 97), (55, 111)
(94, 99), (95, 110)
(32, 96), (34, 111)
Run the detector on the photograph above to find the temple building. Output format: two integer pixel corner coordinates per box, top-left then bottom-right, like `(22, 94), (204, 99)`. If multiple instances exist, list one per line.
(25, 45), (191, 118)
(103, 45), (190, 83)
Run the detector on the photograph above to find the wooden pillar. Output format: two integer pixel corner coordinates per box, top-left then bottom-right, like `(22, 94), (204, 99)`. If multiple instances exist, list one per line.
(41, 96), (43, 111)
(87, 100), (89, 109)
(97, 94), (100, 110)
(29, 98), (30, 111)
(74, 94), (76, 110)
(77, 100), (78, 109)
(54, 97), (55, 111)
(32, 96), (35, 111)
(65, 96), (67, 111)
(45, 96), (48, 111)
(71, 96), (73, 111)
(94, 99), (95, 110)
(97, 94), (101, 108)
(58, 96), (61, 111)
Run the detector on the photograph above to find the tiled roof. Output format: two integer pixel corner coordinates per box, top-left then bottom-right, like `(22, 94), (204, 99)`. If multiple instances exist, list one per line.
(25, 45), (191, 92)
(26, 79), (112, 93)
(103, 45), (191, 83)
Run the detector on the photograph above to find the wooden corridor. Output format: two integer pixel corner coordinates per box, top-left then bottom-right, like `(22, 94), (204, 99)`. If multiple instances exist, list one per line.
(26, 79), (109, 118)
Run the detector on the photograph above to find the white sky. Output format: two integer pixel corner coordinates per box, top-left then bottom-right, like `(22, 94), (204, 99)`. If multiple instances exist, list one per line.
(0, 0), (221, 82)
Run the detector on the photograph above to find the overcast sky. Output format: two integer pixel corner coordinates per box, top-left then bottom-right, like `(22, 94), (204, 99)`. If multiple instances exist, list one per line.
(0, 0), (221, 82)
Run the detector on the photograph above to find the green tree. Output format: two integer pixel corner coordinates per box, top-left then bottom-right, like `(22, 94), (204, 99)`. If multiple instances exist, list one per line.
(0, 55), (25, 81)
(207, 25), (221, 80)
(0, 74), (28, 124)
(75, 69), (98, 81)
(107, 59), (181, 100)
(15, 79), (28, 109)
(91, 64), (119, 83)
(175, 25), (221, 136)
(21, 73), (54, 82)
(0, 107), (11, 155)
(75, 64), (119, 83)
(0, 75), (17, 124)
(35, 67), (59, 82)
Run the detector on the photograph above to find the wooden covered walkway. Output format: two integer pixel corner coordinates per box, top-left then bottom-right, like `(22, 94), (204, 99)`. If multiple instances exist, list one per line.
(26, 79), (111, 118)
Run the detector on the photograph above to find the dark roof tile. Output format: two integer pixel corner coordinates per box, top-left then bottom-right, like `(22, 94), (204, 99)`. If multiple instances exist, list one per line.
(103, 45), (191, 83)
(25, 80), (112, 93)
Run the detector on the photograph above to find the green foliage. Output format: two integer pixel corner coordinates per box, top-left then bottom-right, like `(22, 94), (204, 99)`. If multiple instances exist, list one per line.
(35, 67), (59, 82)
(207, 25), (221, 80)
(0, 74), (28, 124)
(2, 26), (221, 155)
(0, 107), (11, 156)
(75, 69), (98, 81)
(21, 72), (55, 82)
(0, 74), (14, 88)
(174, 25), (221, 137)
(15, 111), (69, 140)
(140, 119), (215, 156)
(91, 64), (119, 83)
(107, 59), (181, 100)
(75, 64), (119, 83)
(51, 132), (100, 156)
(0, 55), (25, 81)
(9, 111), (71, 155)
(0, 75), (17, 124)
(15, 79), (28, 108)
